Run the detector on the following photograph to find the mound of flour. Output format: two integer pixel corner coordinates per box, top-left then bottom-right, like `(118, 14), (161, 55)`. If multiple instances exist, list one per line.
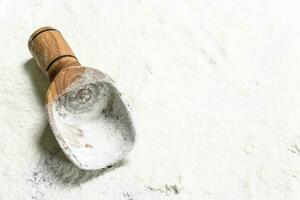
(51, 79), (135, 170)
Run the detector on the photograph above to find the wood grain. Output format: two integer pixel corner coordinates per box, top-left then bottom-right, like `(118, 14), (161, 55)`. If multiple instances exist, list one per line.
(46, 66), (85, 104)
(28, 26), (81, 80)
(28, 26), (84, 103)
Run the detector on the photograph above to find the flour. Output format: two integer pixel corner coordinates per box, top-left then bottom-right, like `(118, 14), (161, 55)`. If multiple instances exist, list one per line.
(2, 0), (300, 199)
(49, 69), (135, 170)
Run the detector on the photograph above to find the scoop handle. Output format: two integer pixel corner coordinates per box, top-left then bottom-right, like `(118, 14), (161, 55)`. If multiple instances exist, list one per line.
(28, 26), (81, 81)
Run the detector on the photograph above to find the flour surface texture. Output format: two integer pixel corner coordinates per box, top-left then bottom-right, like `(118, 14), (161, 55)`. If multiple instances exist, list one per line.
(1, 0), (300, 200)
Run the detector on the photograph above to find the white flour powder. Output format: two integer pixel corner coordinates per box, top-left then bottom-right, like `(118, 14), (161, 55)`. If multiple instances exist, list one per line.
(49, 68), (135, 169)
(1, 0), (300, 199)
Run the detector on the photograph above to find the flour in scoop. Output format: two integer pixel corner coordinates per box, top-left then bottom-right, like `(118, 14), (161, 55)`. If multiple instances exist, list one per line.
(51, 79), (135, 170)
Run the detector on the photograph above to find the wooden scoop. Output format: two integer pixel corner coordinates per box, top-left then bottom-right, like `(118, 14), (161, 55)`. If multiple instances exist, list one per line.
(28, 27), (136, 170)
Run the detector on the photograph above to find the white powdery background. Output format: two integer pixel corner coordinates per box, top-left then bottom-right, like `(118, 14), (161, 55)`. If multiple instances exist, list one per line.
(1, 0), (300, 199)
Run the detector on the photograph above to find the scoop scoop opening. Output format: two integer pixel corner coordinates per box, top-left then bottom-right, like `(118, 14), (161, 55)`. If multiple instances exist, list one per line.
(47, 68), (135, 170)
